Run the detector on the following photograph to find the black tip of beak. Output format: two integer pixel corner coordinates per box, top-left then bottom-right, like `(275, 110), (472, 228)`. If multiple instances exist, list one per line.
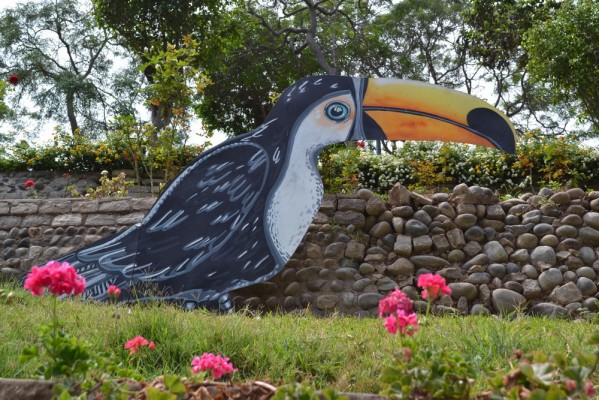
(362, 113), (387, 141)
(467, 108), (516, 153)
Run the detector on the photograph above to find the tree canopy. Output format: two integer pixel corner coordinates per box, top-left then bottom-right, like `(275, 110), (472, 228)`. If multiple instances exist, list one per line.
(0, 0), (597, 140)
(93, 0), (233, 129)
(0, 0), (124, 135)
(524, 0), (599, 134)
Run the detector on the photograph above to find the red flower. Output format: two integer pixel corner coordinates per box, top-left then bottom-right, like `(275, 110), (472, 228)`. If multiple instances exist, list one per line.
(24, 261), (86, 296)
(107, 284), (121, 299)
(7, 74), (19, 85)
(24, 180), (35, 189)
(357, 140), (366, 148)
(417, 273), (451, 300)
(191, 353), (237, 380)
(585, 380), (595, 396)
(124, 335), (155, 355)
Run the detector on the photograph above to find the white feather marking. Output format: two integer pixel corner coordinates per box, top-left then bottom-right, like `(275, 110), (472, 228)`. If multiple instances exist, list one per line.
(273, 147), (281, 164)
(253, 255), (269, 270)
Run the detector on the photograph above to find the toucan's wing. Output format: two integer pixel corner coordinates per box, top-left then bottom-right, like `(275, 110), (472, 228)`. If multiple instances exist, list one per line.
(130, 140), (271, 285)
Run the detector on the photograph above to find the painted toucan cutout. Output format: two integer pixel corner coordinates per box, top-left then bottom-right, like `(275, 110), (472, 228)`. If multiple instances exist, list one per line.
(60, 76), (516, 311)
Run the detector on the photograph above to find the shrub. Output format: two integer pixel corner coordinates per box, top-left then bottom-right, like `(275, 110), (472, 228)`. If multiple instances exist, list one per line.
(317, 134), (599, 194)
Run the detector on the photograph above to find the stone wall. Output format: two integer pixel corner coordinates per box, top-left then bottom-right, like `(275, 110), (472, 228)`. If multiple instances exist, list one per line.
(2, 184), (599, 318)
(0, 170), (156, 199)
(0, 197), (155, 271)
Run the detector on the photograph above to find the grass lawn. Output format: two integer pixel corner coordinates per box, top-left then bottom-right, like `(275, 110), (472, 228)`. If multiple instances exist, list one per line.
(1, 285), (597, 394)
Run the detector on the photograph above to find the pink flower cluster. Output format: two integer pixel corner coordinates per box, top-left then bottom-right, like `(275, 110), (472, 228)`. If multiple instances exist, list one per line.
(124, 336), (155, 355)
(107, 284), (121, 299)
(24, 180), (35, 189)
(417, 273), (451, 300)
(24, 261), (85, 296)
(191, 353), (237, 380)
(378, 289), (418, 336)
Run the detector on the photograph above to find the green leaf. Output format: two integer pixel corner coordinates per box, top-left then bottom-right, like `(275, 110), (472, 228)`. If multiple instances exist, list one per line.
(20, 345), (39, 362)
(545, 384), (567, 400)
(145, 387), (177, 400)
(532, 363), (555, 387)
(163, 374), (186, 395)
(528, 389), (547, 400)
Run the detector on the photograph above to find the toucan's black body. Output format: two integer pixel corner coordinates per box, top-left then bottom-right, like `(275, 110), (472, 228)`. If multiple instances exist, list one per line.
(59, 76), (516, 310)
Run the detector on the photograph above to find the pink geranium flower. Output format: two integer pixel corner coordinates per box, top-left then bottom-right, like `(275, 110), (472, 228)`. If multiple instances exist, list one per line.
(191, 353), (237, 380)
(7, 74), (19, 85)
(107, 284), (121, 299)
(124, 336), (155, 355)
(384, 309), (419, 336)
(24, 261), (85, 296)
(379, 289), (419, 340)
(417, 273), (451, 300)
(24, 180), (35, 189)
(378, 288), (413, 317)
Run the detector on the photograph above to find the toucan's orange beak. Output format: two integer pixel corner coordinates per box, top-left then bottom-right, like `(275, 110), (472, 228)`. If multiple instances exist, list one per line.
(356, 79), (516, 153)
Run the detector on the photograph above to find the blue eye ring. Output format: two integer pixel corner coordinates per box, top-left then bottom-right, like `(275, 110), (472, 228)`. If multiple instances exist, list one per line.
(325, 102), (350, 122)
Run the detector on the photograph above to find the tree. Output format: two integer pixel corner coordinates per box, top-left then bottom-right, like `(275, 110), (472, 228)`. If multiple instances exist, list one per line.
(373, 0), (469, 86)
(524, 0), (599, 134)
(197, 6), (321, 136)
(93, 0), (231, 129)
(0, 0), (121, 135)
(197, 0), (400, 135)
(464, 0), (574, 134)
(248, 0), (391, 76)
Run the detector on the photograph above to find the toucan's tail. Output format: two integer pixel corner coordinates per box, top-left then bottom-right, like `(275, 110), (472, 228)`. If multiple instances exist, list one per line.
(58, 224), (141, 300)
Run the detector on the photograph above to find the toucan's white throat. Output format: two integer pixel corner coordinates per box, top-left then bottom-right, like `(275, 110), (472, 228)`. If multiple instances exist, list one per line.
(265, 93), (356, 263)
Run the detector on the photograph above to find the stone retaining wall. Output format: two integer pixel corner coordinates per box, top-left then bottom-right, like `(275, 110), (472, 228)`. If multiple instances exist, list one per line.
(2, 184), (599, 318)
(0, 170), (156, 199)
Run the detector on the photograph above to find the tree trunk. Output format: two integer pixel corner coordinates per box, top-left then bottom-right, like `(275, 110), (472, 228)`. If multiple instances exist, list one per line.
(66, 91), (79, 135)
(143, 64), (172, 140)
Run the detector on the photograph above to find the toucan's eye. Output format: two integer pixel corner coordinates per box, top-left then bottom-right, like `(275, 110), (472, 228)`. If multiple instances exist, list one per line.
(325, 102), (350, 122)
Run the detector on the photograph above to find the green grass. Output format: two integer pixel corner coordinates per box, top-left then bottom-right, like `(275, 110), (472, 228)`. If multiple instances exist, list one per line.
(0, 285), (597, 393)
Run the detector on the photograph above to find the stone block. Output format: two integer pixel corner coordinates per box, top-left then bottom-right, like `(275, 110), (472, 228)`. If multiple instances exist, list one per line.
(85, 214), (116, 226)
(10, 202), (39, 215)
(132, 197), (156, 211)
(39, 201), (71, 214)
(21, 215), (52, 227)
(52, 214), (83, 227)
(116, 213), (146, 225)
(337, 198), (365, 212)
(99, 199), (131, 213)
(72, 200), (99, 213)
(345, 241), (365, 261)
(333, 211), (365, 228)
(394, 235), (412, 257)
(0, 216), (21, 230)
